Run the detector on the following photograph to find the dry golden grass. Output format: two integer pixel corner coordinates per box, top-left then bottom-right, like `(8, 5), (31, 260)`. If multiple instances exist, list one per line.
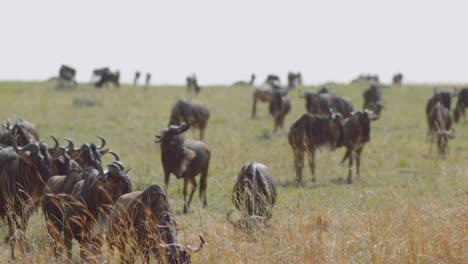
(0, 81), (466, 263)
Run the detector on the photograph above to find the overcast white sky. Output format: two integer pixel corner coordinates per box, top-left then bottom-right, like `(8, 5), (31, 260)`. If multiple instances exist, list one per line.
(1, 0), (467, 84)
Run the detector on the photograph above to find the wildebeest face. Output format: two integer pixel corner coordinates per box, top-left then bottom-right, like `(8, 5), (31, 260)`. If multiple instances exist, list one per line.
(162, 245), (192, 264)
(13, 137), (52, 179)
(99, 163), (132, 204)
(155, 123), (191, 144)
(330, 112), (344, 148)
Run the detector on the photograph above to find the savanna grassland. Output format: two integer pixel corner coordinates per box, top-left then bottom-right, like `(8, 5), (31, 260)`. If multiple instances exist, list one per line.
(0, 81), (466, 263)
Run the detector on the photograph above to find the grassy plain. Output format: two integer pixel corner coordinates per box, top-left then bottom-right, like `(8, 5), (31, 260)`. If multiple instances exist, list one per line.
(0, 81), (466, 263)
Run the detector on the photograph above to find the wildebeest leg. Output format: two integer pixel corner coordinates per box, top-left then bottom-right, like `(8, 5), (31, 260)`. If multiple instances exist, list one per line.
(45, 216), (61, 256)
(200, 165), (209, 208)
(252, 97), (258, 118)
(307, 148), (316, 183)
(164, 168), (171, 190)
(293, 149), (304, 185)
(6, 215), (16, 259)
(355, 147), (363, 180)
(187, 178), (197, 211)
(183, 177), (189, 214)
(347, 149), (354, 184)
(64, 230), (73, 260)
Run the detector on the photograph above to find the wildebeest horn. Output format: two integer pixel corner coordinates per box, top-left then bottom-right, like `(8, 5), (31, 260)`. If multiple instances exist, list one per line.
(112, 161), (125, 171)
(50, 135), (59, 151)
(97, 136), (106, 149)
(64, 138), (79, 151)
(13, 136), (39, 155)
(109, 151), (120, 161)
(186, 235), (206, 252)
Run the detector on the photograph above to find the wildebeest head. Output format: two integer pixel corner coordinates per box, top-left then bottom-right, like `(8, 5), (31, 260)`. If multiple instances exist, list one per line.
(155, 123), (191, 145)
(98, 162), (133, 206)
(350, 109), (374, 142)
(1, 120), (32, 146)
(159, 235), (205, 264)
(65, 136), (109, 170)
(13, 136), (52, 180)
(330, 111), (345, 148)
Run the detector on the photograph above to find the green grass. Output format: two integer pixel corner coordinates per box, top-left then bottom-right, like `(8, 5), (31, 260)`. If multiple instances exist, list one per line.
(0, 81), (466, 263)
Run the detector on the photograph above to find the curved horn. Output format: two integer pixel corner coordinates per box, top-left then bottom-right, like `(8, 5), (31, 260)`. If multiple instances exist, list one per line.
(50, 135), (59, 151)
(13, 136), (39, 155)
(97, 136), (106, 149)
(186, 235), (206, 252)
(109, 151), (120, 161)
(6, 120), (10, 130)
(64, 138), (77, 151)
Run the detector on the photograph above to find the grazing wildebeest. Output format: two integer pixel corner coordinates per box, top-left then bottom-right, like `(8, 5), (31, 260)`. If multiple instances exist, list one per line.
(155, 123), (210, 214)
(363, 83), (384, 117)
(145, 72), (151, 86)
(287, 72), (302, 89)
(426, 88), (456, 136)
(92, 67), (120, 88)
(186, 74), (201, 94)
(453, 87), (468, 123)
(59, 65), (77, 83)
(63, 162), (132, 261)
(428, 102), (453, 155)
(303, 91), (354, 118)
(269, 90), (291, 132)
(288, 113), (344, 185)
(227, 163), (277, 231)
(43, 151), (120, 256)
(0, 137), (53, 258)
(392, 73), (403, 85)
(109, 185), (205, 263)
(351, 74), (379, 84)
(233, 74), (256, 86)
(169, 99), (210, 140)
(134, 71), (141, 85)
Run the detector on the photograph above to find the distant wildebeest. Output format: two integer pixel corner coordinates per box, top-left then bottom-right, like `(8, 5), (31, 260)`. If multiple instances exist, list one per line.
(227, 163), (277, 231)
(63, 162), (132, 261)
(303, 91), (354, 118)
(252, 78), (288, 118)
(109, 185), (205, 263)
(392, 73), (403, 85)
(169, 99), (210, 140)
(288, 110), (376, 184)
(145, 72), (151, 86)
(287, 72), (302, 89)
(0, 137), (53, 258)
(428, 102), (453, 155)
(186, 74), (201, 94)
(269, 90), (291, 132)
(351, 74), (379, 84)
(43, 151), (120, 256)
(155, 123), (210, 214)
(134, 71), (141, 85)
(265, 74), (280, 86)
(363, 83), (384, 117)
(317, 85), (333, 94)
(92, 67), (120, 88)
(425, 88), (456, 136)
(59, 65), (77, 83)
(233, 74), (256, 86)
(453, 87), (468, 123)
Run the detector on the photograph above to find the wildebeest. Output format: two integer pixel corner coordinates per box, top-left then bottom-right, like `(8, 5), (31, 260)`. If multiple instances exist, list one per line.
(269, 90), (291, 132)
(317, 85), (333, 94)
(186, 74), (201, 94)
(265, 74), (280, 86)
(134, 71), (141, 85)
(155, 123), (210, 214)
(252, 78), (288, 119)
(363, 83), (384, 117)
(428, 102), (453, 155)
(351, 74), (379, 84)
(0, 120), (34, 147)
(426, 88), (456, 136)
(303, 91), (354, 118)
(169, 99), (210, 140)
(453, 87), (468, 123)
(233, 74), (256, 86)
(64, 136), (109, 170)
(145, 72), (151, 86)
(287, 72), (302, 89)
(288, 113), (344, 185)
(227, 163), (277, 231)
(92, 67), (120, 88)
(63, 162), (132, 261)
(59, 65), (77, 83)
(392, 73), (403, 85)
(0, 137), (53, 258)
(109, 185), (205, 263)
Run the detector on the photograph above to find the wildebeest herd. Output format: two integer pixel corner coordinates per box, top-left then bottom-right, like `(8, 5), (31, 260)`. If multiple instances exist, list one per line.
(0, 69), (466, 263)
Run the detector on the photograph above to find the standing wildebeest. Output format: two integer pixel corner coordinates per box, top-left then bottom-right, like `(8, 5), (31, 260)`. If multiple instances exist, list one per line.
(64, 136), (109, 170)
(428, 102), (453, 155)
(92, 67), (120, 88)
(363, 83), (384, 117)
(227, 163), (277, 231)
(351, 74), (379, 84)
(145, 72), (151, 86)
(134, 71), (141, 85)
(169, 99), (210, 140)
(287, 72), (302, 89)
(155, 123), (210, 214)
(265, 74), (280, 86)
(59, 65), (77, 83)
(269, 90), (291, 132)
(425, 88), (456, 136)
(233, 74), (256, 86)
(288, 113), (344, 185)
(0, 137), (53, 258)
(186, 74), (201, 94)
(109, 185), (205, 263)
(303, 91), (354, 118)
(453, 87), (468, 123)
(392, 73), (403, 85)
(63, 162), (132, 261)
